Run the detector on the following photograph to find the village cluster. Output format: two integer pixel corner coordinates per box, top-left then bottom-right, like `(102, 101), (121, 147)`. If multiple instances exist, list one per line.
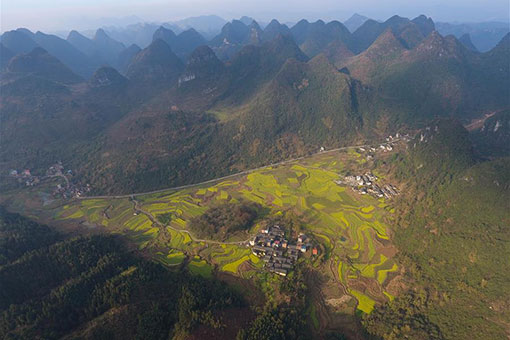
(249, 225), (318, 276)
(8, 162), (91, 198)
(53, 181), (92, 199)
(389, 132), (411, 142)
(8, 168), (41, 187)
(329, 134), (406, 199)
(360, 133), (411, 159)
(336, 172), (399, 199)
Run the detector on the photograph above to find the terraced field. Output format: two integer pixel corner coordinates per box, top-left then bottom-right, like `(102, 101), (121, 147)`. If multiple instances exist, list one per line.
(45, 150), (400, 314)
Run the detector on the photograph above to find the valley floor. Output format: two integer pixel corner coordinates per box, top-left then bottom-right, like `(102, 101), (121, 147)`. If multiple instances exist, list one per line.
(1, 139), (405, 338)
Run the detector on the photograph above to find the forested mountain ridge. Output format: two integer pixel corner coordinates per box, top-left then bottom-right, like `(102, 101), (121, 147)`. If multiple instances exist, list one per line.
(126, 38), (185, 85)
(3, 46), (83, 84)
(1, 29), (99, 78)
(328, 30), (509, 123)
(1, 16), (509, 194)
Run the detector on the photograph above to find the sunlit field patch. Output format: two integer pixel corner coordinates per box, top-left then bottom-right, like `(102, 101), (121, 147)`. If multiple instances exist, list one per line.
(376, 262), (398, 284)
(156, 250), (186, 266)
(188, 256), (213, 278)
(61, 208), (84, 219)
(349, 289), (376, 314)
(222, 255), (251, 273)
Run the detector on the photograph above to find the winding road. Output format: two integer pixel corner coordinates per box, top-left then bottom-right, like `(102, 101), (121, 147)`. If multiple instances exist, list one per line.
(79, 139), (400, 200)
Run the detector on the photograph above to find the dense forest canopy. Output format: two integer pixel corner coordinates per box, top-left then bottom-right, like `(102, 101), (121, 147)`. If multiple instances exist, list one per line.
(362, 122), (510, 339)
(188, 202), (262, 240)
(0, 209), (244, 339)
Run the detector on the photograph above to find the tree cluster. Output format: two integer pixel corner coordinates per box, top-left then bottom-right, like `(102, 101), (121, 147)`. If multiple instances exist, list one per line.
(188, 202), (261, 240)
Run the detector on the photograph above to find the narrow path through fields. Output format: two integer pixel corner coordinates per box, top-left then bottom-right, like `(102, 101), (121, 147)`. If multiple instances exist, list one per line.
(130, 197), (252, 246)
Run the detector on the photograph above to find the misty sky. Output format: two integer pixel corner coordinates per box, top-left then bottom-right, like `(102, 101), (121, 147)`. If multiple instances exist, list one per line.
(2, 0), (509, 33)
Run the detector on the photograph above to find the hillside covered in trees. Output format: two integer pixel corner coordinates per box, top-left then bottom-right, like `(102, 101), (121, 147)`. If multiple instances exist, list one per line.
(1, 16), (508, 195)
(362, 120), (510, 339)
(0, 209), (247, 339)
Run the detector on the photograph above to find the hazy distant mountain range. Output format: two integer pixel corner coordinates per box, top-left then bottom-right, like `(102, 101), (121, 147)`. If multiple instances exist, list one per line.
(0, 14), (508, 194)
(436, 21), (510, 52)
(344, 13), (370, 32)
(23, 14), (506, 53)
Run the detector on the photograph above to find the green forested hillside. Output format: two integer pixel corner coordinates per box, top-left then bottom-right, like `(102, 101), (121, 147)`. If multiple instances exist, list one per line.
(126, 38), (184, 88)
(362, 121), (510, 339)
(471, 110), (510, 157)
(79, 52), (368, 194)
(4, 47), (83, 84)
(333, 31), (510, 124)
(0, 207), (61, 265)
(349, 15), (433, 53)
(0, 209), (247, 340)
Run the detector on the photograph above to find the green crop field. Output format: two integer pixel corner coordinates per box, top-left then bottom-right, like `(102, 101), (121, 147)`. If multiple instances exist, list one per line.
(26, 148), (398, 315)
(349, 289), (376, 314)
(188, 256), (213, 278)
(222, 255), (251, 273)
(155, 250), (186, 266)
